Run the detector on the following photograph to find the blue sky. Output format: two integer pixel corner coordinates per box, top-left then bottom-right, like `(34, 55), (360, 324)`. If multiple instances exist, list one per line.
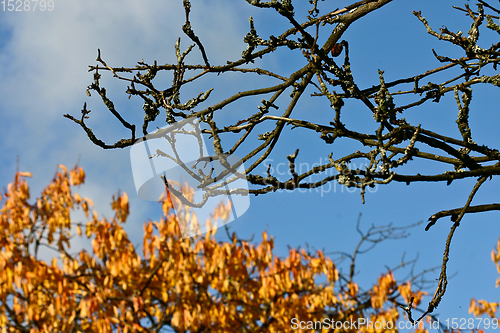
(0, 0), (499, 331)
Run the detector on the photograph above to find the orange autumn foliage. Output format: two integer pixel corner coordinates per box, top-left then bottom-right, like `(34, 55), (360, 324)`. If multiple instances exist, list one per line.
(468, 238), (500, 322)
(0, 165), (489, 333)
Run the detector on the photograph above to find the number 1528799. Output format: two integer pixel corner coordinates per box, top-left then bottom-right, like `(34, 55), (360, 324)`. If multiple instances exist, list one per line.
(1, 0), (54, 11)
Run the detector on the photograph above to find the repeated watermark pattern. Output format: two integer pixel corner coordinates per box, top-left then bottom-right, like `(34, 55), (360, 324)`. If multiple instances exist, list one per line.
(291, 317), (499, 331)
(262, 157), (381, 196)
(1, 0), (54, 11)
(130, 117), (249, 239)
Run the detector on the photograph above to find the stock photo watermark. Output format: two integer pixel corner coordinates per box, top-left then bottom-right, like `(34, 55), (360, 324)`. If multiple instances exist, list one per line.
(262, 157), (381, 197)
(291, 317), (499, 331)
(130, 117), (250, 239)
(1, 0), (54, 11)
(129, 118), (383, 238)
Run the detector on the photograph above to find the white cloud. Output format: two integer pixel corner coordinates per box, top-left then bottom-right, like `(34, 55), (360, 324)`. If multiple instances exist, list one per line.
(0, 0), (251, 253)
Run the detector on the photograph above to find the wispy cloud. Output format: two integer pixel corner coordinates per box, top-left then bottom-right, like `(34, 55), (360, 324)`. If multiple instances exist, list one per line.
(0, 1), (251, 249)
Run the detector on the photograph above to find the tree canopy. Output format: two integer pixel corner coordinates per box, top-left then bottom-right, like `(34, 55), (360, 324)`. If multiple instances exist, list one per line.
(0, 165), (499, 332)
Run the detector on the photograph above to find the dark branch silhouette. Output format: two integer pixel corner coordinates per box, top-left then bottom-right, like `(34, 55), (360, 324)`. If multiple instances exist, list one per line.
(64, 0), (500, 324)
